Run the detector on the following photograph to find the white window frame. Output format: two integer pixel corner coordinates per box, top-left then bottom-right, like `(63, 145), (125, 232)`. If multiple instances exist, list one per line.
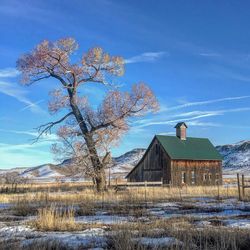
(191, 171), (195, 184)
(215, 173), (220, 183)
(203, 173), (207, 182)
(208, 173), (212, 181)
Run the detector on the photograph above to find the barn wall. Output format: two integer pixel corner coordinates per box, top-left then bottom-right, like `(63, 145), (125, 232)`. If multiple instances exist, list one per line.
(158, 141), (172, 184)
(143, 139), (163, 181)
(171, 160), (222, 186)
(127, 138), (171, 182)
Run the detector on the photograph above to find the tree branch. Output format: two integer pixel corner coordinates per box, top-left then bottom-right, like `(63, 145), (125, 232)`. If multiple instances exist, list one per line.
(90, 97), (142, 132)
(29, 74), (51, 84)
(50, 72), (70, 88)
(34, 112), (74, 142)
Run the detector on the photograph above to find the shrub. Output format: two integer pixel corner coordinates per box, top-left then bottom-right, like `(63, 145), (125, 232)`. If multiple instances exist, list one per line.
(32, 206), (83, 231)
(12, 197), (37, 216)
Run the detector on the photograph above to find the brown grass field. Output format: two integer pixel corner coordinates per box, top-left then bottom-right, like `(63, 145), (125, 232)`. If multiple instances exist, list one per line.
(0, 178), (250, 249)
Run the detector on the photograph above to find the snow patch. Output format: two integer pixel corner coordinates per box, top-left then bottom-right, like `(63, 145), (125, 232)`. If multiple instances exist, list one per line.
(132, 237), (183, 247)
(225, 219), (250, 229)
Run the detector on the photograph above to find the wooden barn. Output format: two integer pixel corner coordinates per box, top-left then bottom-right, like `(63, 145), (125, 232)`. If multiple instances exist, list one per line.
(126, 122), (223, 186)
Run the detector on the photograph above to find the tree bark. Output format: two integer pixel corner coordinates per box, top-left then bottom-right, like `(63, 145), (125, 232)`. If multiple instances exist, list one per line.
(85, 133), (107, 192)
(68, 90), (106, 191)
(94, 167), (107, 192)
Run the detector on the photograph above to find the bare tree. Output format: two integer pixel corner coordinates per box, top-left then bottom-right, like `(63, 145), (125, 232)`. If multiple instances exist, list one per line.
(0, 172), (29, 188)
(17, 38), (158, 191)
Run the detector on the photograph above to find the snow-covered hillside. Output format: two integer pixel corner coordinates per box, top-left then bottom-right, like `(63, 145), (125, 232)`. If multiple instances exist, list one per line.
(1, 140), (250, 182)
(0, 148), (146, 182)
(111, 148), (146, 179)
(216, 140), (250, 175)
(21, 164), (63, 179)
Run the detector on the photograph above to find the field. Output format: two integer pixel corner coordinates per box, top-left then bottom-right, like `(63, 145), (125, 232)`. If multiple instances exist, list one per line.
(0, 179), (250, 250)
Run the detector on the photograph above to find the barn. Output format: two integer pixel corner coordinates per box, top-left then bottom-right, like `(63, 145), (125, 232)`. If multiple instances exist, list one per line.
(126, 122), (223, 186)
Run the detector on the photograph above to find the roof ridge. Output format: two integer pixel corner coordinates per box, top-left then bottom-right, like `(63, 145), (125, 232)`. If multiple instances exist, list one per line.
(156, 135), (209, 140)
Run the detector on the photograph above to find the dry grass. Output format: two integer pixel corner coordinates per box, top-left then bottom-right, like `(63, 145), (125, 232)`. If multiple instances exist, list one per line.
(12, 197), (37, 216)
(0, 180), (250, 249)
(75, 199), (95, 216)
(109, 218), (250, 250)
(32, 206), (83, 231)
(1, 176), (250, 250)
(0, 184), (246, 205)
(109, 228), (250, 250)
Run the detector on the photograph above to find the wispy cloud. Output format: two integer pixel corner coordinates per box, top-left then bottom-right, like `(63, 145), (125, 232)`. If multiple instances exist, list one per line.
(20, 99), (44, 112)
(162, 95), (250, 112)
(199, 52), (221, 57)
(157, 132), (176, 135)
(187, 121), (221, 127)
(0, 68), (19, 78)
(134, 113), (219, 128)
(135, 107), (250, 128)
(125, 51), (167, 64)
(0, 81), (45, 114)
(0, 129), (58, 141)
(174, 107), (250, 118)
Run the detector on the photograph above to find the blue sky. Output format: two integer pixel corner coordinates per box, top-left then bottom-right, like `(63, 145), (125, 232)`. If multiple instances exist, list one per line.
(1, 0), (250, 169)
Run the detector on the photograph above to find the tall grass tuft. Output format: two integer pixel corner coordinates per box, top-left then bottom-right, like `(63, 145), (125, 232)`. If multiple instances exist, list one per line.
(33, 206), (82, 231)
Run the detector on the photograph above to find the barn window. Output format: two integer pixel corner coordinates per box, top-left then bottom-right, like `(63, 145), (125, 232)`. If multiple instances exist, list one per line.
(191, 171), (195, 184)
(181, 172), (186, 184)
(203, 173), (207, 181)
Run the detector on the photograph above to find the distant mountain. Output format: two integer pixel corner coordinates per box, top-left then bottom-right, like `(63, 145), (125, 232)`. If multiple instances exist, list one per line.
(216, 140), (250, 175)
(1, 140), (250, 182)
(21, 164), (63, 179)
(0, 167), (26, 174)
(111, 148), (146, 179)
(0, 148), (146, 182)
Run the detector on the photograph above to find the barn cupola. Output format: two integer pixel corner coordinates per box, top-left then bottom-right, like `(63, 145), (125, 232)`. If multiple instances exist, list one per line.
(175, 122), (188, 140)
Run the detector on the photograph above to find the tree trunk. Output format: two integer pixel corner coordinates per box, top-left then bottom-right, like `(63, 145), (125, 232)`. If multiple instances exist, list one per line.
(95, 167), (107, 192)
(85, 134), (107, 192)
(68, 92), (106, 191)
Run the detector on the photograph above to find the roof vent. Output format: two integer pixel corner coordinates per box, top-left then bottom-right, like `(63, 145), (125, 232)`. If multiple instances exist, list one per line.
(175, 122), (188, 140)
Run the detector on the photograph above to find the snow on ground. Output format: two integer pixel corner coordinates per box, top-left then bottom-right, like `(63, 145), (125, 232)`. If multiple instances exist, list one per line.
(0, 225), (108, 249)
(23, 228), (108, 249)
(225, 219), (250, 229)
(1, 197), (250, 248)
(76, 214), (131, 225)
(0, 225), (34, 238)
(0, 203), (12, 210)
(132, 237), (183, 248)
(147, 197), (250, 220)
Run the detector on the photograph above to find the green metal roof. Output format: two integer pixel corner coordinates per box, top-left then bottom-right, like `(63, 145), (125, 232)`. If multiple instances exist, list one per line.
(156, 135), (223, 161)
(174, 122), (188, 128)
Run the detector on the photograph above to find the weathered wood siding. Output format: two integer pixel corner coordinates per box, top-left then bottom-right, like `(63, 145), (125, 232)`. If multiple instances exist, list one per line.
(170, 160), (222, 186)
(158, 141), (172, 184)
(127, 138), (171, 182)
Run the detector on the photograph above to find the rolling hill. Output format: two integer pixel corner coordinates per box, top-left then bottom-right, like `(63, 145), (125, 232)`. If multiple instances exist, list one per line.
(0, 140), (250, 181)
